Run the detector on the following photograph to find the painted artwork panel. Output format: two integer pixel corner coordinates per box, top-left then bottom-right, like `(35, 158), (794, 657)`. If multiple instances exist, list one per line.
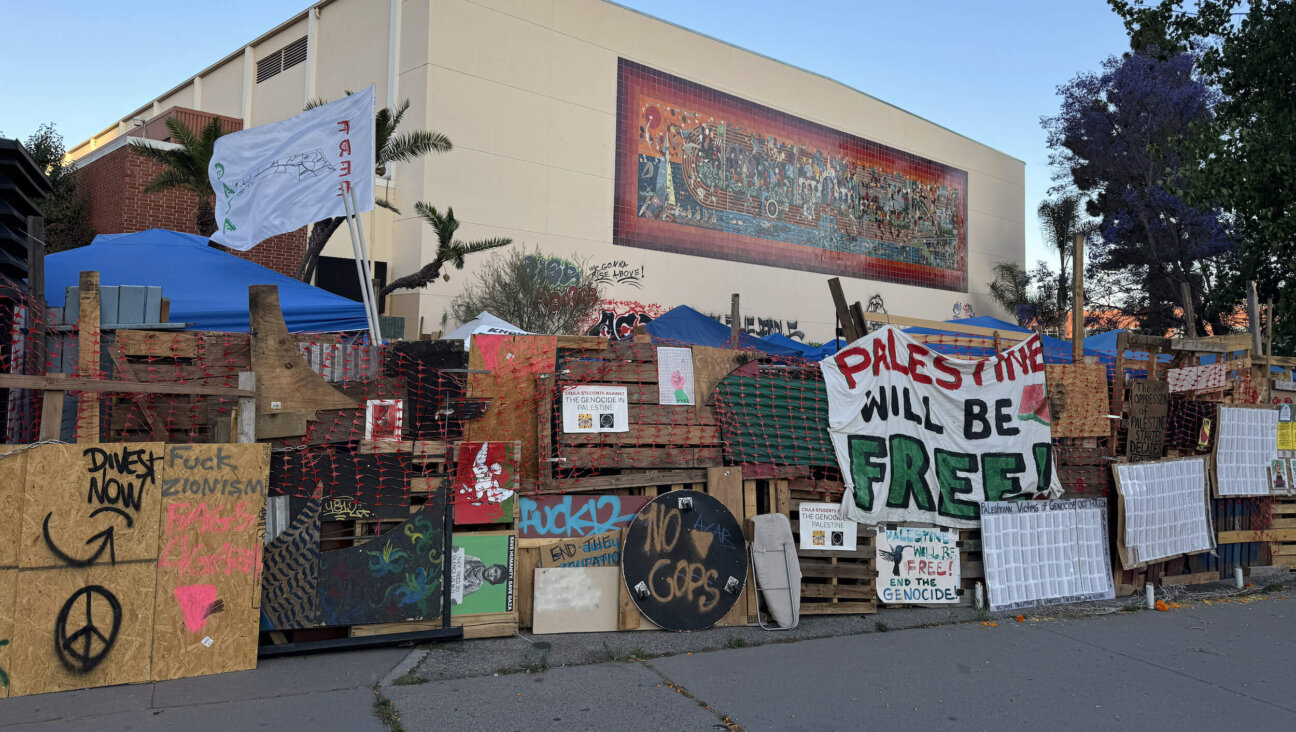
(450, 533), (516, 617)
(453, 442), (519, 525)
(260, 499), (322, 630)
(615, 59), (968, 291)
(657, 347), (696, 405)
(518, 494), (651, 539)
(317, 505), (446, 627)
(876, 526), (960, 604)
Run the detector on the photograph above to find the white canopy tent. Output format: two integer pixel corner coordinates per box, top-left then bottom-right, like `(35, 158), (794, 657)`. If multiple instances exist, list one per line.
(441, 311), (529, 348)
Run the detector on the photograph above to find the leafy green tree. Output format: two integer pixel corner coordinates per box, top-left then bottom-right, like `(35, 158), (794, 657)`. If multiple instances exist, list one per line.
(23, 124), (95, 252)
(1110, 0), (1296, 347)
(298, 97), (451, 282)
(450, 247), (604, 334)
(378, 203), (510, 299)
(129, 117), (229, 236)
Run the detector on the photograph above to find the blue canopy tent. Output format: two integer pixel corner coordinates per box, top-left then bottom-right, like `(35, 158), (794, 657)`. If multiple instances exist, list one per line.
(644, 306), (807, 357)
(45, 229), (369, 333)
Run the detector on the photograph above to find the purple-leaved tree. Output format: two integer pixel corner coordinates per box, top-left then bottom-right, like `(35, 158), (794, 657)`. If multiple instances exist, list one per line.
(1043, 51), (1234, 336)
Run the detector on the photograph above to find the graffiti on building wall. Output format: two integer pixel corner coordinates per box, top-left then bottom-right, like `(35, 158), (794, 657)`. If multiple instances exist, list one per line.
(953, 301), (976, 319)
(706, 313), (805, 341)
(614, 59), (969, 291)
(587, 300), (669, 340)
(522, 255), (581, 288)
(589, 260), (646, 289)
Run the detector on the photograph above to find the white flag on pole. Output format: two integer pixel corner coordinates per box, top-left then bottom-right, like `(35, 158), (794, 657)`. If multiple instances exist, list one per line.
(208, 85), (375, 251)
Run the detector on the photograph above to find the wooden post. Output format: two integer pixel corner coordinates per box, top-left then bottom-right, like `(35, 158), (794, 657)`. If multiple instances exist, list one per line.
(1247, 280), (1262, 354)
(1072, 232), (1085, 362)
(827, 278), (860, 342)
(730, 293), (741, 347)
(1112, 331), (1129, 441)
(39, 373), (65, 442)
(76, 271), (100, 444)
(1180, 281), (1198, 339)
(849, 301), (868, 338)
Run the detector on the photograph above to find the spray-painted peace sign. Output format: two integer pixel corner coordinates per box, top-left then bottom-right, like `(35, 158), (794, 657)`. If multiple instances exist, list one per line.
(54, 585), (122, 675)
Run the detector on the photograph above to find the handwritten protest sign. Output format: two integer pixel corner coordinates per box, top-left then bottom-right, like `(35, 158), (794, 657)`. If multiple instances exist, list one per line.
(537, 530), (623, 568)
(875, 526), (960, 604)
(1127, 380), (1169, 462)
(821, 325), (1060, 528)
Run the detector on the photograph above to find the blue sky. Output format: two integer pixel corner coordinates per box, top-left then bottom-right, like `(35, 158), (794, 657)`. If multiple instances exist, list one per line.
(0, 0), (1132, 264)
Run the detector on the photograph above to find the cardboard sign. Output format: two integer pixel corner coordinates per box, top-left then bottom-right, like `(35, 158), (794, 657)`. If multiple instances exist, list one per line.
(1113, 457), (1214, 569)
(821, 325), (1061, 529)
(657, 347), (696, 405)
(537, 530), (623, 568)
(1127, 380), (1169, 462)
(561, 385), (629, 433)
(798, 503), (857, 551)
(876, 526), (960, 604)
(453, 442), (518, 525)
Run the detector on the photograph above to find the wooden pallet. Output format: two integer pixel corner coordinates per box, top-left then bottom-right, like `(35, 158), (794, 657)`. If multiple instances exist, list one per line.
(1269, 498), (1296, 568)
(788, 495), (877, 615)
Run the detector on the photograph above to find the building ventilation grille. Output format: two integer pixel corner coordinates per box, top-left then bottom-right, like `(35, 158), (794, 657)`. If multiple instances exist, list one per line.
(256, 35), (308, 84)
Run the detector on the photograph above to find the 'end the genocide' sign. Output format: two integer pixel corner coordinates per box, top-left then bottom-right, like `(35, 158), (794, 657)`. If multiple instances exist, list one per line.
(820, 326), (1061, 529)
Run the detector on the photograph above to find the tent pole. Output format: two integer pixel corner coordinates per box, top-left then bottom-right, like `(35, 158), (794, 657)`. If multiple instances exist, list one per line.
(340, 187), (383, 344)
(348, 187), (384, 341)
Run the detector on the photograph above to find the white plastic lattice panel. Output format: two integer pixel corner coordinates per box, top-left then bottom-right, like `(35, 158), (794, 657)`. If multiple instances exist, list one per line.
(1216, 407), (1279, 497)
(980, 499), (1114, 612)
(1115, 457), (1214, 567)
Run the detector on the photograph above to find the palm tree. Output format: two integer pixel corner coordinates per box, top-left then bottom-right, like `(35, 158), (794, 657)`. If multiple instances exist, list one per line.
(130, 117), (229, 236)
(297, 97), (452, 282)
(988, 261), (1034, 326)
(1037, 193), (1095, 337)
(378, 203), (510, 298)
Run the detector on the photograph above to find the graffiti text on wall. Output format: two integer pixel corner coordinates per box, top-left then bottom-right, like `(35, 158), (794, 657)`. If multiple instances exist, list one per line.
(707, 313), (805, 341)
(588, 300), (668, 340)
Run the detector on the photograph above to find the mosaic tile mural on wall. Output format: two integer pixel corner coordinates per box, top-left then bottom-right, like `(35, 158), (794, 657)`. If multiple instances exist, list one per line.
(614, 59), (969, 292)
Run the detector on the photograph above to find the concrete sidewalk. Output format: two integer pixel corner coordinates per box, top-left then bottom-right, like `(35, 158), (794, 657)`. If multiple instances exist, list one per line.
(2, 575), (1291, 731)
(388, 591), (1296, 731)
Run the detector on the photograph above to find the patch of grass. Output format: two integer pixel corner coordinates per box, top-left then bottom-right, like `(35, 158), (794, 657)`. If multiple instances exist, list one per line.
(874, 622), (890, 632)
(975, 605), (992, 622)
(520, 653), (550, 674)
(373, 688), (405, 732)
(1120, 603), (1148, 613)
(724, 636), (747, 648)
(601, 642), (658, 663)
(1262, 582), (1284, 594)
(389, 670), (428, 686)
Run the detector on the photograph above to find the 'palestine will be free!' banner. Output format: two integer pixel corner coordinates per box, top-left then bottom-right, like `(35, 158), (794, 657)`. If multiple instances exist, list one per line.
(820, 325), (1061, 529)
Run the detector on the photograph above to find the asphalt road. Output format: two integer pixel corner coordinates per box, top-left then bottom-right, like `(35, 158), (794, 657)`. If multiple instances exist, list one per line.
(2, 589), (1293, 731)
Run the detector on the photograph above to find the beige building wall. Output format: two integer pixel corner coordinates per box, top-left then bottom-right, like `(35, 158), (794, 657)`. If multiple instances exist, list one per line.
(71, 0), (1024, 343)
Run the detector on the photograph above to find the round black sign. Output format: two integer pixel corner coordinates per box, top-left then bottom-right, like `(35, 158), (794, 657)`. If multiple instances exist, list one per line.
(622, 490), (748, 632)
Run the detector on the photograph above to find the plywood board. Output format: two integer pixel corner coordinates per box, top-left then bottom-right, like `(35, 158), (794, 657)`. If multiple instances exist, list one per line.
(151, 444), (269, 682)
(10, 561), (158, 697)
(1045, 364), (1110, 438)
(0, 568), (14, 697)
(531, 568), (621, 634)
(19, 444), (165, 569)
(0, 450), (26, 570)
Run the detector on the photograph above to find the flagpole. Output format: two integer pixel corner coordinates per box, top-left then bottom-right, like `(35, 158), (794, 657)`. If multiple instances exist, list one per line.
(348, 187), (384, 343)
(340, 186), (383, 344)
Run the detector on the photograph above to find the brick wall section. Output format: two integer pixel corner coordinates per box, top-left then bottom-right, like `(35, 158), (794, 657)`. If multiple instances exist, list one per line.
(75, 146), (306, 277)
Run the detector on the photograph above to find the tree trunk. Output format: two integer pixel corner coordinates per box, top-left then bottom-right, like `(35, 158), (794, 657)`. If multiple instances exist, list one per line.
(298, 217), (345, 282)
(379, 258), (445, 299)
(196, 195), (217, 237)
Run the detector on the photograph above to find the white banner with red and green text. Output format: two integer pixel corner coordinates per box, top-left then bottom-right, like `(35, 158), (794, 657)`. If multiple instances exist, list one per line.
(820, 325), (1061, 529)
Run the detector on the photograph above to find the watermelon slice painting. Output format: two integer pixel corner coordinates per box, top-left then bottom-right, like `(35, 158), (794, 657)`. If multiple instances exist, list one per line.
(1018, 383), (1051, 426)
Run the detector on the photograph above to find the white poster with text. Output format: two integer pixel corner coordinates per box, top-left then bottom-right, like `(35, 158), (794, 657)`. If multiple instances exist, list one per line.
(561, 385), (629, 433)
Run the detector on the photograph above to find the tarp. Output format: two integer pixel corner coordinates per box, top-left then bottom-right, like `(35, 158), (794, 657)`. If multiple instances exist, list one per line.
(45, 229), (369, 333)
(441, 311), (529, 348)
(644, 306), (806, 357)
(1083, 330), (1174, 365)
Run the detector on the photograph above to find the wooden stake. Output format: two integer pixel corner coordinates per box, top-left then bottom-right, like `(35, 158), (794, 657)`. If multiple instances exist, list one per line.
(730, 293), (741, 347)
(76, 271), (100, 444)
(827, 278), (860, 343)
(849, 301), (868, 338)
(1072, 232), (1085, 362)
(1247, 280), (1262, 354)
(1179, 281), (1198, 338)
